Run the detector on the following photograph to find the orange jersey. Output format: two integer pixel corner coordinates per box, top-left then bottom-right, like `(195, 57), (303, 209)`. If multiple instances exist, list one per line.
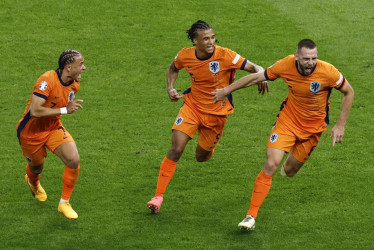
(265, 55), (346, 133)
(17, 70), (80, 140)
(174, 45), (247, 115)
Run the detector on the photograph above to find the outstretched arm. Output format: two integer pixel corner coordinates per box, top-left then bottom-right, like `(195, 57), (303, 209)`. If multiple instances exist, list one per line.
(330, 81), (354, 146)
(242, 60), (264, 74)
(212, 71), (267, 104)
(167, 62), (183, 102)
(242, 61), (269, 95)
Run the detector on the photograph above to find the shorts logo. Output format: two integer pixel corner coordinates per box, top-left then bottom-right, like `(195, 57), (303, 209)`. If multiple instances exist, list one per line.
(175, 117), (183, 126)
(310, 81), (321, 93)
(25, 156), (32, 163)
(270, 133), (278, 143)
(68, 91), (75, 102)
(39, 81), (48, 91)
(209, 61), (220, 73)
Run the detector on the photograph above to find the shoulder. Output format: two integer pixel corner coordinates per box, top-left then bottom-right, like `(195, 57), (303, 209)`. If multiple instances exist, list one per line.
(214, 45), (244, 64)
(38, 70), (57, 79)
(316, 59), (338, 72)
(316, 59), (342, 83)
(316, 59), (341, 77)
(35, 70), (58, 87)
(215, 45), (237, 56)
(178, 47), (195, 56)
(270, 55), (295, 69)
(279, 54), (295, 64)
(175, 47), (195, 61)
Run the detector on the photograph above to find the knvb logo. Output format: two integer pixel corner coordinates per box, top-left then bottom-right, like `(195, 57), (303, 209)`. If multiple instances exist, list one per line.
(175, 117), (183, 126)
(209, 61), (220, 73)
(310, 81), (321, 93)
(270, 133), (278, 143)
(68, 91), (75, 102)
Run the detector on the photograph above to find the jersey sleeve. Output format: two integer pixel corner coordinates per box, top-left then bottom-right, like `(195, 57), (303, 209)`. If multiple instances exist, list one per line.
(223, 47), (247, 70)
(264, 58), (285, 81)
(173, 49), (185, 70)
(326, 64), (346, 90)
(32, 73), (53, 100)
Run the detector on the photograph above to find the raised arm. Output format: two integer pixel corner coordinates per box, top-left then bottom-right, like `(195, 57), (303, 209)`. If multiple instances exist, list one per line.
(167, 62), (183, 102)
(330, 80), (354, 146)
(212, 71), (267, 103)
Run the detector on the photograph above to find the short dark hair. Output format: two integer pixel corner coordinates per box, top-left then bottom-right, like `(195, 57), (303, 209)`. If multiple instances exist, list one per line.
(186, 20), (213, 45)
(297, 39), (317, 52)
(58, 49), (81, 70)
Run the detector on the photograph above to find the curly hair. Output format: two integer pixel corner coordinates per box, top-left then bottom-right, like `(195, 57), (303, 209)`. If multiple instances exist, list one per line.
(57, 49), (81, 70)
(186, 20), (214, 45)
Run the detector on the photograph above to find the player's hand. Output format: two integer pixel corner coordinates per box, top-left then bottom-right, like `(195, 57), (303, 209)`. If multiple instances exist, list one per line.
(257, 81), (269, 95)
(168, 88), (183, 102)
(67, 96), (83, 114)
(212, 88), (228, 107)
(330, 124), (345, 147)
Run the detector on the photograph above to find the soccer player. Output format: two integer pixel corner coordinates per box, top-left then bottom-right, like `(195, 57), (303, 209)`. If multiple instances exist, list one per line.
(146, 20), (268, 214)
(17, 49), (86, 220)
(213, 39), (354, 230)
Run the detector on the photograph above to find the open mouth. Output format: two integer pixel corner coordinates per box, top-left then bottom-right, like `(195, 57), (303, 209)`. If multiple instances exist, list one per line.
(304, 67), (312, 74)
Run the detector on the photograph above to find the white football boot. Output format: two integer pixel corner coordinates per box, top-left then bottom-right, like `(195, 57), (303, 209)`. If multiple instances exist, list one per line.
(238, 215), (256, 231)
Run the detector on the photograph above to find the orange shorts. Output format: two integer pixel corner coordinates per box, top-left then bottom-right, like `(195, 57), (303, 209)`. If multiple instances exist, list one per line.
(172, 104), (227, 151)
(266, 120), (322, 163)
(18, 126), (74, 165)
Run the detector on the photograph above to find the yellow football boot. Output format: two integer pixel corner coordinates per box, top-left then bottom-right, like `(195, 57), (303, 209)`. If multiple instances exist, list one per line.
(58, 202), (78, 220)
(25, 174), (47, 202)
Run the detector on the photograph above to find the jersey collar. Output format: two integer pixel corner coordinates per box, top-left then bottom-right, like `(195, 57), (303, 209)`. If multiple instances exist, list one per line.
(195, 47), (215, 61)
(56, 70), (75, 86)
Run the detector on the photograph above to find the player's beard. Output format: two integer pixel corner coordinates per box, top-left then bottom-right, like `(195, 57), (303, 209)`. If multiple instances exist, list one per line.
(298, 61), (315, 76)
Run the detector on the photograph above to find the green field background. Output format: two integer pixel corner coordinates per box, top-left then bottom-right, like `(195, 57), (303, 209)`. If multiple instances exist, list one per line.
(0, 0), (373, 249)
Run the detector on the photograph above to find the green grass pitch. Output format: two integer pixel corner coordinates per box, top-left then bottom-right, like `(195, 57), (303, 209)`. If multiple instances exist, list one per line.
(0, 0), (373, 249)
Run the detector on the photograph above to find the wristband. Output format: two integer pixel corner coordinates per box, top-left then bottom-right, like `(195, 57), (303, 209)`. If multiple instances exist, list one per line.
(60, 107), (68, 115)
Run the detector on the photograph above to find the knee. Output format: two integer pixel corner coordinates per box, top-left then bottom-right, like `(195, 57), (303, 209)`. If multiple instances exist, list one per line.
(281, 166), (295, 177)
(263, 159), (281, 176)
(30, 164), (44, 174)
(65, 155), (80, 169)
(265, 158), (280, 169)
(167, 147), (184, 162)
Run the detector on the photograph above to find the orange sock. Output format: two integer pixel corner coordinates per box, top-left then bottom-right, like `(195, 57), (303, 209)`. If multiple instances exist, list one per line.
(155, 157), (177, 197)
(61, 165), (80, 200)
(25, 164), (40, 186)
(247, 170), (273, 218)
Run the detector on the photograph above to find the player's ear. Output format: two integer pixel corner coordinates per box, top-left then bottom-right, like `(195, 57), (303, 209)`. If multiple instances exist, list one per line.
(294, 51), (299, 61)
(193, 37), (198, 45)
(66, 64), (71, 72)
